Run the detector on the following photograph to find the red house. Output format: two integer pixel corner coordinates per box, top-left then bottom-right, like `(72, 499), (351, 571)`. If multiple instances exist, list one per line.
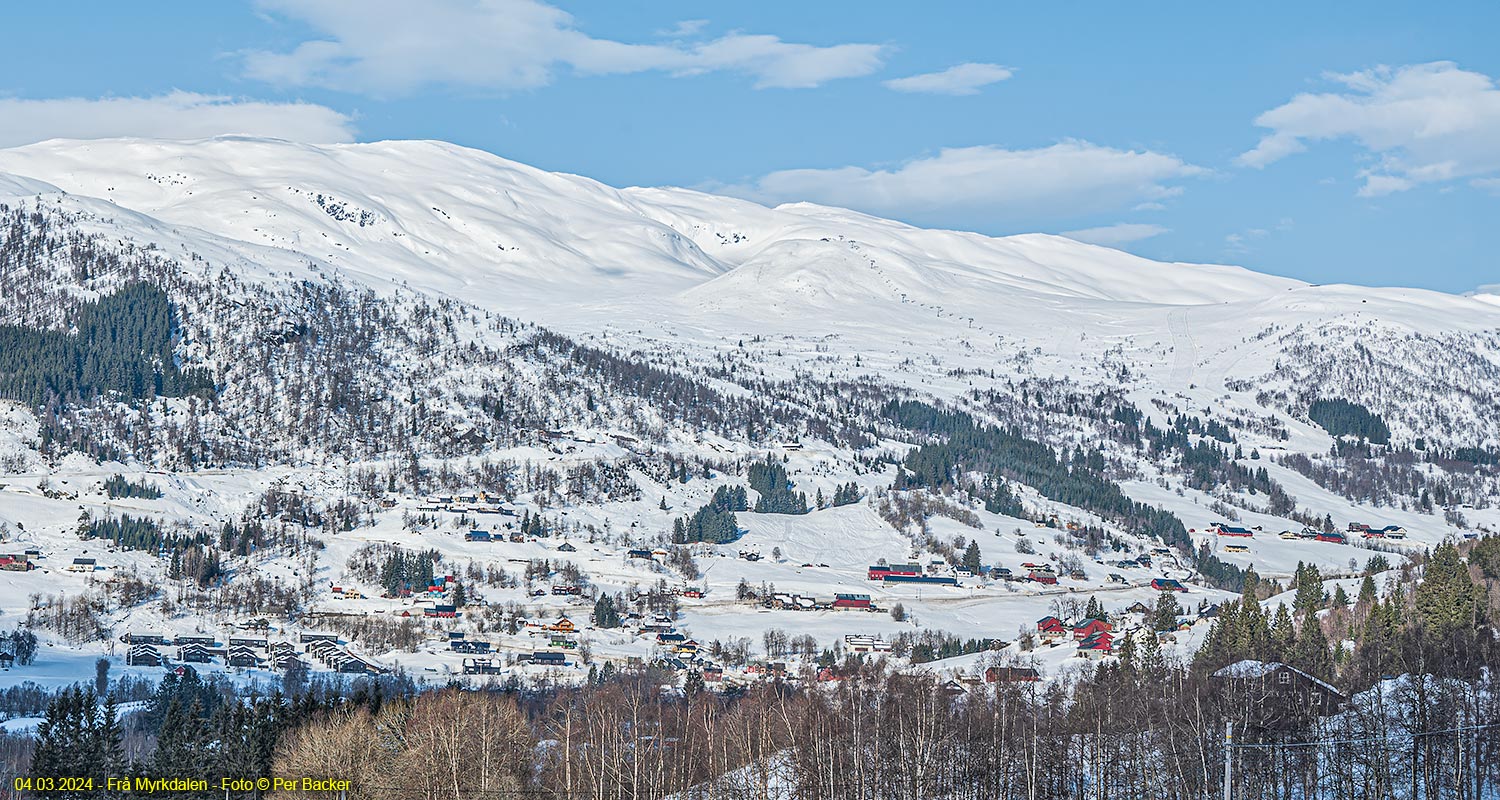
(1037, 616), (1067, 640)
(1151, 578), (1187, 592)
(1029, 571), (1058, 585)
(1077, 633), (1114, 659)
(1072, 618), (1114, 640)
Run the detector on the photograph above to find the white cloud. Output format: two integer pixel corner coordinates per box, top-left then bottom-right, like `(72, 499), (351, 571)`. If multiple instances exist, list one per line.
(883, 63), (1013, 96)
(1060, 223), (1168, 247)
(245, 0), (886, 93)
(658, 19), (709, 39)
(1224, 226), (1272, 255)
(0, 91), (355, 148)
(1238, 61), (1500, 195)
(717, 141), (1205, 229)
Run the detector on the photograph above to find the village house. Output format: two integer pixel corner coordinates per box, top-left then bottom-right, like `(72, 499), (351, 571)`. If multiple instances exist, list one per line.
(126, 644), (162, 667)
(1072, 618), (1113, 640)
(844, 635), (893, 654)
(985, 666), (1042, 683)
(67, 557), (98, 573)
(226, 647), (262, 668)
(1077, 632), (1114, 659)
(1036, 616), (1068, 641)
(1211, 660), (1347, 719)
(463, 657), (505, 675)
(176, 643), (214, 664)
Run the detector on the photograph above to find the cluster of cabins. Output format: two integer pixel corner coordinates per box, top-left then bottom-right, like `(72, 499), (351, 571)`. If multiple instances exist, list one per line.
(1210, 521), (1407, 545)
(0, 551), (37, 571)
(414, 493), (515, 516)
(867, 563), (960, 586)
(766, 592), (875, 612)
(639, 615), (725, 679)
(302, 633), (384, 674)
(120, 631), (381, 674)
(465, 528), (572, 546)
(1036, 616), (1119, 659)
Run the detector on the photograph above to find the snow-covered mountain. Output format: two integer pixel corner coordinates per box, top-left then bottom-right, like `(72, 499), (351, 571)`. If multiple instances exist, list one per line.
(0, 136), (1496, 688)
(2, 136), (1494, 445)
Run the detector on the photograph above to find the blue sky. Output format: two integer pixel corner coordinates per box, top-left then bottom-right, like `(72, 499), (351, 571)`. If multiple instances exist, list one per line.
(1, 1), (1496, 293)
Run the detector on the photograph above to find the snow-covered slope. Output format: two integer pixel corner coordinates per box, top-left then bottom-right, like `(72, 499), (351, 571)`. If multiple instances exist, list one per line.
(2, 135), (1490, 345)
(4, 137), (1495, 440)
(0, 136), (1497, 686)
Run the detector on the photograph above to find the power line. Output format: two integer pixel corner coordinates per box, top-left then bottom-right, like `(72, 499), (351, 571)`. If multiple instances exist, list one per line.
(1232, 721), (1500, 750)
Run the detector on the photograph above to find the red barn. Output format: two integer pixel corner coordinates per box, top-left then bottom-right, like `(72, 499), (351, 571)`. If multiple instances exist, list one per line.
(1151, 578), (1187, 592)
(833, 593), (872, 609)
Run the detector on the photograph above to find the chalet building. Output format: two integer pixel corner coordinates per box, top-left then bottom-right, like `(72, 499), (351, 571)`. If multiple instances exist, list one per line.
(1151, 578), (1187, 592)
(464, 530), (492, 542)
(526, 651), (567, 666)
(0, 554), (32, 571)
(228, 637), (268, 649)
(451, 640), (492, 654)
(335, 657), (375, 674)
(844, 635), (892, 654)
(1036, 616), (1068, 641)
(985, 666), (1042, 683)
(67, 557), (98, 573)
(1077, 632), (1114, 659)
(1125, 602), (1153, 616)
(123, 632), (167, 645)
(424, 604), (459, 618)
(269, 641), (297, 658)
(300, 633), (338, 644)
(557, 541), (577, 552)
(177, 643), (213, 664)
(174, 635), (215, 646)
(463, 657), (505, 675)
(126, 645), (162, 667)
(1215, 524), (1254, 537)
(626, 549), (653, 560)
(226, 647), (262, 668)
(273, 654), (305, 672)
(1211, 660), (1347, 719)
